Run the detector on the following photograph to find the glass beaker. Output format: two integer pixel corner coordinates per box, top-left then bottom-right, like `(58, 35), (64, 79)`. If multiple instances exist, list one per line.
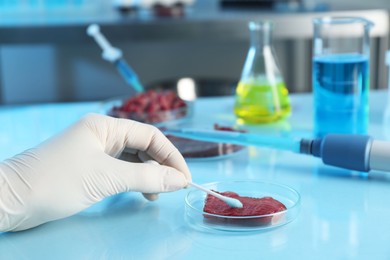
(312, 17), (374, 137)
(383, 50), (390, 139)
(234, 21), (291, 124)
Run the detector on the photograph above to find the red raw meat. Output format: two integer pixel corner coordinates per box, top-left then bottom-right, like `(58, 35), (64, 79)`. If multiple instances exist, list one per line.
(166, 136), (244, 159)
(213, 124), (238, 132)
(109, 90), (187, 124)
(166, 124), (246, 159)
(203, 191), (286, 226)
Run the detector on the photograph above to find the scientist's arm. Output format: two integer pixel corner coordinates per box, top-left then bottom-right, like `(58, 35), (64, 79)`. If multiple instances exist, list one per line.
(0, 113), (191, 232)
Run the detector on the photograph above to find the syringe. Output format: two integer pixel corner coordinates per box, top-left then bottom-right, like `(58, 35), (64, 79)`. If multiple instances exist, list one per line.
(164, 128), (390, 172)
(86, 24), (144, 93)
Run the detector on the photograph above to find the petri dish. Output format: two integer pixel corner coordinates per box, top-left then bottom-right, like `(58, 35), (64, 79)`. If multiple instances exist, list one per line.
(167, 124), (247, 161)
(185, 180), (300, 232)
(101, 95), (193, 128)
(166, 136), (246, 161)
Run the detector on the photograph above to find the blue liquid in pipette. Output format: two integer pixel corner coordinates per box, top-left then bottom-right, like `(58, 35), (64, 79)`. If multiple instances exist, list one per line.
(313, 54), (369, 137)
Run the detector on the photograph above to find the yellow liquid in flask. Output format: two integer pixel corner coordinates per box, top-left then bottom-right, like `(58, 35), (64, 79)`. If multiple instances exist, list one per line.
(234, 80), (291, 124)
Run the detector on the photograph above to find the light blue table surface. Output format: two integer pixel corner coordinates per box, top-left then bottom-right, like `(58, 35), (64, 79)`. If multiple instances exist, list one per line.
(1, 91), (390, 259)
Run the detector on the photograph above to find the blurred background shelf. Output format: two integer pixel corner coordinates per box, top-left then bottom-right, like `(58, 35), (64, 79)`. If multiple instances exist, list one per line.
(0, 0), (388, 104)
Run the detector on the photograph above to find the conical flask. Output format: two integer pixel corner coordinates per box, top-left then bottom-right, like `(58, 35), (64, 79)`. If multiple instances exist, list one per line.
(234, 21), (291, 124)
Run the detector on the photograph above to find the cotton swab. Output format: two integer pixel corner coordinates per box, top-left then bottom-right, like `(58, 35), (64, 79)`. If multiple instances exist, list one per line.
(188, 182), (243, 208)
(144, 159), (243, 208)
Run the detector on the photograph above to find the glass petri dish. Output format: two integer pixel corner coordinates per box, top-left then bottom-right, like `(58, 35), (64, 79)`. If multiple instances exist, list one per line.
(101, 96), (193, 128)
(166, 124), (247, 161)
(185, 180), (300, 232)
(166, 136), (247, 161)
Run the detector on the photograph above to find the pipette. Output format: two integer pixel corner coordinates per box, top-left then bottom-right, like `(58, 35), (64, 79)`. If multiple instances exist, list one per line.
(86, 24), (144, 93)
(164, 128), (390, 172)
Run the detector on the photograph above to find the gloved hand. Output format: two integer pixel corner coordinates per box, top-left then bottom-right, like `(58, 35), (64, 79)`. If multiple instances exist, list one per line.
(0, 113), (191, 232)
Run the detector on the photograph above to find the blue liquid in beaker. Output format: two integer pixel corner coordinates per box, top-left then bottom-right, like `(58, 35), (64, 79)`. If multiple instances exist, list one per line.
(313, 53), (369, 137)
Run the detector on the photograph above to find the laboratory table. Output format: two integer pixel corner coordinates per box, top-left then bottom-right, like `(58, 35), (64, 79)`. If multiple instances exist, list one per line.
(1, 90), (390, 259)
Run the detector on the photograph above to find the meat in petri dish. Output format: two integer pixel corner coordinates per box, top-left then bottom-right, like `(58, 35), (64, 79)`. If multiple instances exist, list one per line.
(203, 191), (286, 226)
(108, 90), (187, 124)
(166, 124), (246, 159)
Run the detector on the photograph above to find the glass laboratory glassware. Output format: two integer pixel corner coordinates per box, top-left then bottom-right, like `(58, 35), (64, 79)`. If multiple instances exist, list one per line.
(312, 17), (374, 137)
(383, 50), (390, 139)
(234, 21), (291, 124)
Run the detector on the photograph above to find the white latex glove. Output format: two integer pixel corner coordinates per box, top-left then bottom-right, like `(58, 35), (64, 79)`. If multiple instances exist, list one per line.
(0, 113), (191, 232)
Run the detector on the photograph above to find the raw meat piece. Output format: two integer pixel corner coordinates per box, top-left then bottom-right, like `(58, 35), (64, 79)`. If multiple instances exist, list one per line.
(167, 136), (244, 159)
(203, 191), (286, 226)
(109, 90), (187, 124)
(166, 124), (245, 159)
